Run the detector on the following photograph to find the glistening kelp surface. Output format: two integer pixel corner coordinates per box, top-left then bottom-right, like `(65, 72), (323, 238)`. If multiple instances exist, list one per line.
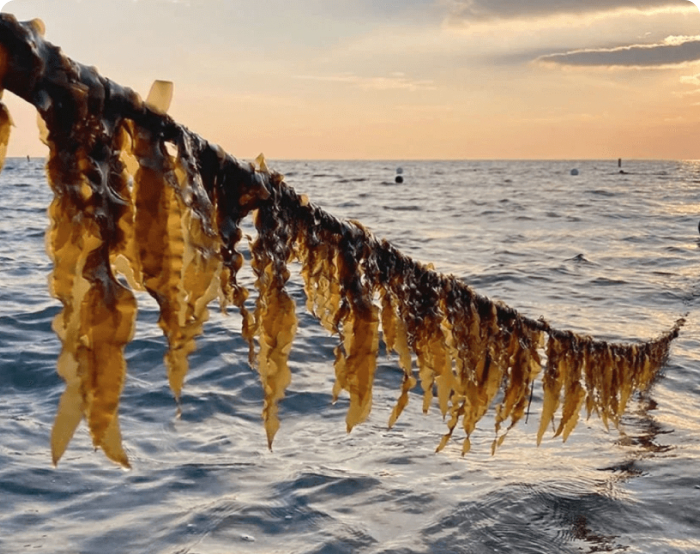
(0, 14), (684, 467)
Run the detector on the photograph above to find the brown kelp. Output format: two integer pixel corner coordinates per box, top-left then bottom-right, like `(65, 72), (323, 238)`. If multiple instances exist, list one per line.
(0, 15), (684, 467)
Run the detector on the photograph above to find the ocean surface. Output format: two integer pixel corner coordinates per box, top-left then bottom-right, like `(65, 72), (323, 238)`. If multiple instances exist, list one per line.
(1, 158), (699, 554)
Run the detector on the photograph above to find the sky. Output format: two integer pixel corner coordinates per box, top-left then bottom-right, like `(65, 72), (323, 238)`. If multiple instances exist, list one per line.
(2, 0), (700, 160)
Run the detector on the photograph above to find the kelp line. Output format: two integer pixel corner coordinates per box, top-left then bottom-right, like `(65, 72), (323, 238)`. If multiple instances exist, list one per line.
(0, 15), (684, 467)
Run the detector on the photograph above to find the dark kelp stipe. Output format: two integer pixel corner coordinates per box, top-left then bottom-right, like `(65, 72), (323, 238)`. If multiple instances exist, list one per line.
(0, 15), (685, 467)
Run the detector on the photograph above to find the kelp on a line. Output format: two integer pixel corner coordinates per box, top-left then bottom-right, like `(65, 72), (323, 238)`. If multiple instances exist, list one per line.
(0, 15), (684, 467)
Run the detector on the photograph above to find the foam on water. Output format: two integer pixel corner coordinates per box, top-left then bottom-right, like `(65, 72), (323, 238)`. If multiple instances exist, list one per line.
(1, 158), (699, 553)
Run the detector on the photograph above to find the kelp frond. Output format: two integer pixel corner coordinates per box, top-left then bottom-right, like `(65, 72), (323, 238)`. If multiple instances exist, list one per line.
(0, 15), (685, 467)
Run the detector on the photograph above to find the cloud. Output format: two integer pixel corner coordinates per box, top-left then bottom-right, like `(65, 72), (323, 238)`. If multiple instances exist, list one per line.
(295, 72), (436, 91)
(537, 35), (700, 67)
(444, 0), (692, 23)
(680, 73), (700, 84)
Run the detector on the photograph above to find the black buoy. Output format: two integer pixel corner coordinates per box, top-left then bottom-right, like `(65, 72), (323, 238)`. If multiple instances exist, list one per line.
(394, 166), (404, 183)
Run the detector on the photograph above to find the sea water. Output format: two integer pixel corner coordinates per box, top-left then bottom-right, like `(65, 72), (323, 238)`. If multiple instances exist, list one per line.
(1, 158), (699, 553)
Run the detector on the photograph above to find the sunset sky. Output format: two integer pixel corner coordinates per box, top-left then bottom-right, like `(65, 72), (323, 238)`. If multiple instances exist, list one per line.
(2, 0), (700, 160)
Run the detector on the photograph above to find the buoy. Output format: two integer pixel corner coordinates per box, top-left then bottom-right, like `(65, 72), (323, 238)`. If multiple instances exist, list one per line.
(396, 167), (403, 175)
(570, 168), (579, 176)
(394, 175), (404, 184)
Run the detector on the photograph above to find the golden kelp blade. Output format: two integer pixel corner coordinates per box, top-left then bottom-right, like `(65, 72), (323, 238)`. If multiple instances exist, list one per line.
(382, 290), (416, 429)
(415, 326), (454, 417)
(105, 124), (144, 293)
(0, 101), (12, 172)
(0, 43), (10, 173)
(146, 80), (173, 114)
(256, 266), (298, 447)
(100, 416), (130, 469)
(79, 280), (137, 453)
(132, 127), (190, 402)
(169, 157), (224, 401)
(28, 18), (45, 37)
(249, 190), (300, 446)
(50, 238), (95, 465)
(131, 110), (223, 407)
(492, 326), (542, 453)
(51, 381), (82, 466)
(45, 142), (138, 467)
(537, 337), (565, 445)
(335, 307), (380, 431)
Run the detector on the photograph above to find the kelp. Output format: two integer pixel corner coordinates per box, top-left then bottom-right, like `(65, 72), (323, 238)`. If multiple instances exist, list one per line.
(0, 15), (685, 467)
(0, 99), (11, 171)
(33, 36), (139, 466)
(130, 81), (221, 407)
(249, 168), (298, 447)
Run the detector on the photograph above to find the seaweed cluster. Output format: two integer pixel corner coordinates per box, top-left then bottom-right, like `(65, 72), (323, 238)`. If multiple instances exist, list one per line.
(0, 15), (684, 467)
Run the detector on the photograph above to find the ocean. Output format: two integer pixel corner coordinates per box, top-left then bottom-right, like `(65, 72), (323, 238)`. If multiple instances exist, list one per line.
(1, 158), (699, 554)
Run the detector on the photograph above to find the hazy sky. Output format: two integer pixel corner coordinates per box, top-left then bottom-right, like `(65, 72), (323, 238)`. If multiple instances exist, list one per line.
(2, 0), (700, 160)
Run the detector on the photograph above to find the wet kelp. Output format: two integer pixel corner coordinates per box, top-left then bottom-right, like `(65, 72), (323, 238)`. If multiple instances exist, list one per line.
(0, 15), (685, 467)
